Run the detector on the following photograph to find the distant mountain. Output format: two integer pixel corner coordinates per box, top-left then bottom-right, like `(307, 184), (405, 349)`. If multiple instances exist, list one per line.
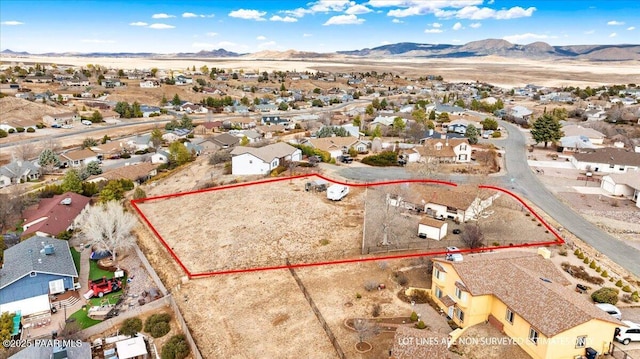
(2, 39), (639, 61)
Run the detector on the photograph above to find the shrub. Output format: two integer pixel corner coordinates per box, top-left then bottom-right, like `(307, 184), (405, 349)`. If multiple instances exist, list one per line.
(133, 187), (147, 200)
(161, 335), (190, 359)
(361, 151), (399, 167)
(120, 153), (131, 159)
(574, 249), (581, 256)
(589, 261), (596, 269)
(270, 165), (287, 176)
(622, 285), (632, 293)
(121, 317), (143, 336)
(372, 304), (381, 317)
(577, 252), (585, 259)
(0, 129), (7, 138)
(364, 280), (378, 292)
(596, 266), (602, 273)
(491, 131), (502, 138)
(36, 123), (45, 129)
(145, 313), (171, 338)
(591, 287), (619, 305)
(394, 272), (408, 286)
(16, 127), (25, 133)
(632, 291), (639, 302)
(616, 279), (623, 287)
(583, 257), (590, 264)
(601, 270), (609, 278)
(26, 127), (35, 133)
(558, 248), (567, 256)
(415, 320), (427, 329)
(410, 311), (418, 322)
(8, 128), (15, 133)
(356, 293), (362, 299)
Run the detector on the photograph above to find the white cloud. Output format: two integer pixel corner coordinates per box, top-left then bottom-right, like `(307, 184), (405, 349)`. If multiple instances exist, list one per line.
(346, 4), (372, 15)
(392, 18), (403, 23)
(270, 15), (298, 22)
(469, 22), (481, 28)
(228, 9), (267, 21)
(152, 13), (175, 19)
(148, 23), (175, 30)
(628, 26), (636, 31)
(1, 20), (24, 26)
(432, 22), (442, 28)
(81, 39), (116, 44)
(382, 1), (482, 18)
(487, 0), (495, 4)
(502, 33), (557, 43)
(283, 0), (353, 18)
(609, 32), (617, 37)
(607, 20), (625, 26)
(256, 35), (267, 40)
(258, 41), (277, 49)
(323, 14), (365, 25)
(205, 32), (218, 37)
(452, 22), (462, 30)
(584, 30), (595, 35)
(129, 21), (148, 26)
(182, 12), (215, 18)
(424, 28), (443, 34)
(303, 33), (313, 37)
(454, 6), (536, 20)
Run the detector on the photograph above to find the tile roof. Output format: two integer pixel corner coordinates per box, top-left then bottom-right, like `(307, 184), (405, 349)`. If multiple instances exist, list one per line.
(230, 142), (299, 163)
(61, 149), (97, 161)
(88, 162), (157, 182)
(573, 148), (640, 167)
(433, 251), (620, 337)
(391, 327), (451, 359)
(0, 236), (78, 289)
(22, 192), (91, 237)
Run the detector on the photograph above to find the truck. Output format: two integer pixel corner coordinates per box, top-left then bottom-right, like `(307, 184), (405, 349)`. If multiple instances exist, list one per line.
(84, 277), (123, 298)
(327, 184), (349, 201)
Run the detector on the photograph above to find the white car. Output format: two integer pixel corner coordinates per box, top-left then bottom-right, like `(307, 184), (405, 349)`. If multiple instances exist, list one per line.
(81, 120), (92, 126)
(616, 321), (640, 345)
(445, 246), (463, 262)
(61, 124), (73, 129)
(595, 303), (622, 320)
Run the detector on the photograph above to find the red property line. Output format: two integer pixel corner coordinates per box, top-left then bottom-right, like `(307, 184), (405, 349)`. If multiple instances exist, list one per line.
(130, 174), (563, 279)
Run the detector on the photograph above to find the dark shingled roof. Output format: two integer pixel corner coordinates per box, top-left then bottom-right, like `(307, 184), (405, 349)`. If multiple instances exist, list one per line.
(573, 147), (640, 167)
(0, 236), (78, 289)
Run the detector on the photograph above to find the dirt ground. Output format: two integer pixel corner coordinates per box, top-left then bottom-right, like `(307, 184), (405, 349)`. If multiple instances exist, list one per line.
(137, 178), (364, 273)
(452, 322), (531, 359)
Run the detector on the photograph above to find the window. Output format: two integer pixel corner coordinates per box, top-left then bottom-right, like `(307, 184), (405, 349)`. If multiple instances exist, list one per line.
(609, 163), (615, 168)
(528, 328), (539, 345)
(433, 267), (440, 279)
(249, 160), (253, 164)
(455, 287), (465, 300)
(460, 144), (467, 151)
(575, 336), (587, 349)
(456, 308), (465, 323)
(505, 309), (514, 324)
(435, 287), (442, 298)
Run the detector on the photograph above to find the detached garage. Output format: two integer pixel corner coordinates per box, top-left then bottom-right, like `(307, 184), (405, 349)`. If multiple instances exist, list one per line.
(418, 218), (448, 240)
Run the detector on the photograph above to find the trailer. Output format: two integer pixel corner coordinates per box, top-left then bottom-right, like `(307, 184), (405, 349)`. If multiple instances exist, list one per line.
(327, 184), (349, 201)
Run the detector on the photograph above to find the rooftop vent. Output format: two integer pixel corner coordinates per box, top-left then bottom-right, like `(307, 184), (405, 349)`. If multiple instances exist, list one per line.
(540, 277), (552, 283)
(60, 198), (72, 205)
(43, 244), (55, 255)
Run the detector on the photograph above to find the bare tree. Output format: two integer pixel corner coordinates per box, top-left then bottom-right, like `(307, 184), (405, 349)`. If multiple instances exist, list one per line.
(40, 137), (61, 152)
(13, 142), (38, 161)
(353, 318), (380, 344)
(77, 201), (138, 262)
(460, 224), (484, 249)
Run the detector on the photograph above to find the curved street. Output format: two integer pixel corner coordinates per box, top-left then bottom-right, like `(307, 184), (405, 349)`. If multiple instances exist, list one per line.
(336, 122), (640, 278)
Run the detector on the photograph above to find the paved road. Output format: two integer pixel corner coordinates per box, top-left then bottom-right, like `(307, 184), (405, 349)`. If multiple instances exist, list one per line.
(335, 122), (640, 278)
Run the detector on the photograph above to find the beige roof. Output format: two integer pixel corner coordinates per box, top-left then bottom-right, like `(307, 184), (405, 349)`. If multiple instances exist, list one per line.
(562, 125), (605, 139)
(419, 217), (446, 228)
(91, 141), (124, 154)
(573, 148), (640, 167)
(88, 162), (157, 182)
(307, 136), (360, 152)
(433, 251), (621, 337)
(61, 149), (97, 161)
(391, 327), (451, 359)
(399, 184), (477, 210)
(418, 138), (469, 159)
(230, 142), (298, 163)
(606, 170), (640, 190)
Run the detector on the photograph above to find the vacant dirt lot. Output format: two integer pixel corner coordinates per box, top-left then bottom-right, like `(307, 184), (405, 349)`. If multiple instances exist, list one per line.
(137, 178), (364, 273)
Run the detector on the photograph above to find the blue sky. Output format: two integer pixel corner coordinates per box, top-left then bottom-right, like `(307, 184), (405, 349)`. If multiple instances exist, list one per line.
(0, 0), (638, 53)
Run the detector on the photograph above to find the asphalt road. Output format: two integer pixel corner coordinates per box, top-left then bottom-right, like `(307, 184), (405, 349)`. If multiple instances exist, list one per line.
(336, 122), (640, 278)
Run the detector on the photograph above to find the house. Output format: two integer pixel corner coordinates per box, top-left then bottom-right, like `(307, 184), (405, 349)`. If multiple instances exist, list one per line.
(390, 327), (451, 359)
(87, 163), (157, 185)
(127, 134), (152, 152)
(42, 112), (79, 126)
(256, 124), (286, 138)
(571, 148), (640, 173)
(305, 136), (367, 158)
(115, 336), (148, 359)
(22, 192), (91, 237)
(194, 121), (223, 135)
(151, 150), (170, 164)
(101, 79), (122, 88)
(369, 116), (399, 130)
(559, 136), (596, 152)
(255, 104), (278, 112)
(601, 170), (640, 208)
(584, 108), (607, 121)
(0, 118), (39, 132)
(234, 129), (262, 143)
(509, 106), (533, 121)
(139, 80), (159, 88)
(418, 218), (448, 240)
(0, 236), (79, 318)
(9, 343), (92, 359)
(418, 138), (472, 163)
(60, 149), (99, 168)
(90, 141), (125, 159)
(230, 142), (302, 175)
(210, 133), (240, 150)
(561, 125), (605, 145)
(0, 160), (41, 187)
(224, 117), (256, 129)
(431, 251), (620, 359)
(185, 142), (203, 156)
(261, 116), (289, 126)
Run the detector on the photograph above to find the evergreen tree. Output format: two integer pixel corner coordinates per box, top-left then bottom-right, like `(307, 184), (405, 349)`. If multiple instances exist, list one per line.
(465, 126), (479, 145)
(61, 169), (83, 194)
(531, 113), (564, 148)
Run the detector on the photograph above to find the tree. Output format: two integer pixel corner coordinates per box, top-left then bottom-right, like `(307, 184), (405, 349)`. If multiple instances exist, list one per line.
(353, 115), (362, 129)
(531, 113), (564, 148)
(160, 94), (168, 106)
(91, 110), (103, 122)
(161, 335), (190, 359)
(464, 126), (479, 145)
(0, 129), (7, 138)
(240, 136), (249, 146)
(591, 287), (619, 305)
(278, 102), (289, 111)
(120, 317), (143, 336)
(179, 115), (193, 130)
(168, 142), (191, 166)
(392, 117), (406, 132)
(133, 187), (147, 200)
(412, 108), (427, 124)
(171, 94), (181, 106)
(371, 125), (382, 139)
(61, 169), (83, 194)
(461, 224), (484, 249)
(77, 201), (137, 262)
(481, 118), (498, 131)
(38, 148), (60, 174)
(13, 142), (38, 161)
(150, 68), (158, 77)
(365, 104), (375, 117)
(151, 128), (163, 148)
(82, 137), (98, 149)
(428, 110), (436, 121)
(380, 98), (388, 109)
(101, 134), (110, 144)
(99, 180), (125, 202)
(80, 161), (102, 180)
(317, 126), (349, 138)
(437, 112), (450, 122)
(353, 318), (380, 344)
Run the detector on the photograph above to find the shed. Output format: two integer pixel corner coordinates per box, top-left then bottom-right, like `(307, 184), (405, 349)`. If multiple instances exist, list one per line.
(116, 336), (148, 359)
(418, 218), (448, 240)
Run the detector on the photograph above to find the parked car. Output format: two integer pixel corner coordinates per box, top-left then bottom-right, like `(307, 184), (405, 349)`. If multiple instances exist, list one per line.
(81, 120), (92, 126)
(338, 154), (353, 164)
(452, 229), (461, 235)
(445, 246), (463, 262)
(595, 303), (622, 320)
(51, 123), (61, 128)
(616, 321), (640, 345)
(61, 124), (73, 129)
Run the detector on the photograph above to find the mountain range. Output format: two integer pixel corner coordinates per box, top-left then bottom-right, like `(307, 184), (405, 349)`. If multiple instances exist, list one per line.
(2, 39), (640, 61)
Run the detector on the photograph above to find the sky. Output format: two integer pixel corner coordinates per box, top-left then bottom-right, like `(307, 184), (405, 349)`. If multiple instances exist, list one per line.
(0, 0), (638, 54)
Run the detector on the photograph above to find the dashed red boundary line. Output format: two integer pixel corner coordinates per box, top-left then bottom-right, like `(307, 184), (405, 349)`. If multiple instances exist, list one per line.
(131, 174), (563, 278)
